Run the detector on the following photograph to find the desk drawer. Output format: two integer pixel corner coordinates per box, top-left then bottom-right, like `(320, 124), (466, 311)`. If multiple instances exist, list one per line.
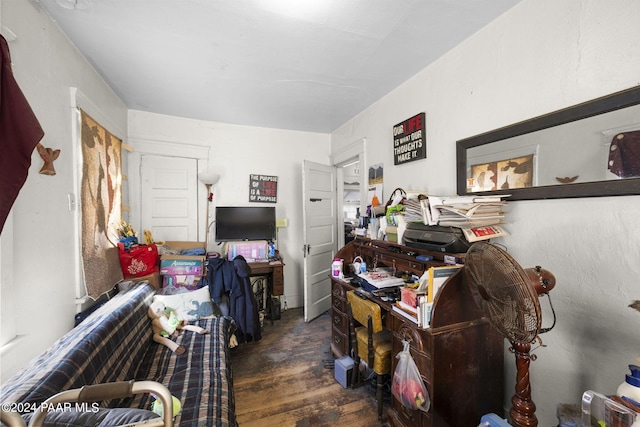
(376, 253), (426, 275)
(272, 265), (284, 295)
(333, 296), (347, 313)
(393, 258), (426, 275)
(391, 398), (432, 427)
(332, 308), (349, 336)
(332, 324), (349, 356)
(331, 280), (347, 299)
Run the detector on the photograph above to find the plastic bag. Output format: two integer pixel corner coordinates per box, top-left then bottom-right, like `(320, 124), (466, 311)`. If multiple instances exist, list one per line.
(392, 340), (430, 413)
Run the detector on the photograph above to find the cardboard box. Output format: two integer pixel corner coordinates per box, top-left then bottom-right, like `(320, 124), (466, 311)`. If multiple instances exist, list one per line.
(334, 356), (354, 388)
(160, 258), (204, 275)
(226, 240), (268, 261)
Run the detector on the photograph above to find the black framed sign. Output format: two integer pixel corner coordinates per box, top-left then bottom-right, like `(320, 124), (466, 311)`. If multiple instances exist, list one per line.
(249, 174), (278, 203)
(393, 112), (426, 165)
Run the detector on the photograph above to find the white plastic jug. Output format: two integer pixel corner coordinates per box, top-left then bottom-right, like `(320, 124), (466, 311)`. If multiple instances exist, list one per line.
(618, 365), (640, 405)
(332, 258), (344, 279)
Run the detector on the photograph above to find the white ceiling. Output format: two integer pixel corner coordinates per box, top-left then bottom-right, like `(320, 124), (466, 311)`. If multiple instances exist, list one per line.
(36, 0), (522, 133)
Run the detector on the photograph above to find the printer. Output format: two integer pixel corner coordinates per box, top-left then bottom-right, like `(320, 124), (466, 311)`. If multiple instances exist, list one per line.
(402, 222), (471, 253)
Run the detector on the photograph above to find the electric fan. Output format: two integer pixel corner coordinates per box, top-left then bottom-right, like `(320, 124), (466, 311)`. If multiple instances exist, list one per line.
(465, 242), (557, 427)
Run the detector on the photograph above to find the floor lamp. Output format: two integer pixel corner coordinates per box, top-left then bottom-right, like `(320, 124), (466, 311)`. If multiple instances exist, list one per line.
(198, 172), (220, 250)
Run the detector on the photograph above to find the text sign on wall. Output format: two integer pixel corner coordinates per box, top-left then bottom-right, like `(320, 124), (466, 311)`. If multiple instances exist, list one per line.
(249, 174), (278, 203)
(393, 112), (426, 165)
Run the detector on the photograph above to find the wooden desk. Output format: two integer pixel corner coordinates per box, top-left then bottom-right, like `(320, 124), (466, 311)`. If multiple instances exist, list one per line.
(331, 238), (504, 427)
(248, 261), (284, 296)
(248, 260), (284, 324)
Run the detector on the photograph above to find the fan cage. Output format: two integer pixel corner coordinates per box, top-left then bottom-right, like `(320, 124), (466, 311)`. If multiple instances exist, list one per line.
(465, 242), (542, 344)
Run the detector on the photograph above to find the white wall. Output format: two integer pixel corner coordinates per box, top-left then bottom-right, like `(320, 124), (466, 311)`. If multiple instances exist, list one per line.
(0, 0), (128, 381)
(127, 110), (331, 310)
(331, 0), (640, 424)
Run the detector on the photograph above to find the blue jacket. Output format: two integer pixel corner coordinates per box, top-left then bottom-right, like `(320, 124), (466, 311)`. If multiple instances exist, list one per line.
(207, 256), (261, 343)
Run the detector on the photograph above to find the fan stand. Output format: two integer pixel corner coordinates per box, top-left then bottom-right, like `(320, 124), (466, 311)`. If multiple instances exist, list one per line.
(509, 341), (537, 427)
(464, 242), (557, 427)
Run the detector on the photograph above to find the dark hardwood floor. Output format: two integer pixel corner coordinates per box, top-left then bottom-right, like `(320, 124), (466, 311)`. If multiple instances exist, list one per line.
(231, 307), (390, 427)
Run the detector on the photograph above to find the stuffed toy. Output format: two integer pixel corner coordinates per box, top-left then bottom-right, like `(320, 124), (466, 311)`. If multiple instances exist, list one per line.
(148, 300), (209, 354)
(151, 394), (182, 418)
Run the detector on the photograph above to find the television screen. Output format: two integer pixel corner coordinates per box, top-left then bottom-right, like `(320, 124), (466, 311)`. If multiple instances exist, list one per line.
(215, 206), (276, 242)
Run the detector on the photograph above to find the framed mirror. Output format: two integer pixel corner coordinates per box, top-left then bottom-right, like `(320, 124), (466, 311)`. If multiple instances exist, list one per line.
(456, 86), (640, 201)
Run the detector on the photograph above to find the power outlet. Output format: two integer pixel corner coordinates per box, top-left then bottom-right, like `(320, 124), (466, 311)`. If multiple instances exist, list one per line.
(67, 193), (76, 211)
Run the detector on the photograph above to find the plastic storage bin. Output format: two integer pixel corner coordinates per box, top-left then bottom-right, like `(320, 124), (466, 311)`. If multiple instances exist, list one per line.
(334, 356), (353, 388)
(478, 413), (510, 427)
(582, 390), (639, 427)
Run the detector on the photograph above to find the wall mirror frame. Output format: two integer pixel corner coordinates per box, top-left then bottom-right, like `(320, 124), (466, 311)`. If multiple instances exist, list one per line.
(456, 86), (640, 201)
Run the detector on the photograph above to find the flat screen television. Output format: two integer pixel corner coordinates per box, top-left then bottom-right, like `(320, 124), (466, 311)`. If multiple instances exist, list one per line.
(215, 206), (276, 242)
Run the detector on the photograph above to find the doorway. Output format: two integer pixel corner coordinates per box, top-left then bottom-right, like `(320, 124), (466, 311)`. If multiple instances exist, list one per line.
(331, 138), (366, 249)
(341, 159), (361, 246)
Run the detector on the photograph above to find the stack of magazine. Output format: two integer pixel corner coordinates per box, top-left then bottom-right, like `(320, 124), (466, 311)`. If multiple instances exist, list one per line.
(419, 195), (510, 242)
(392, 296), (431, 328)
(356, 268), (405, 289)
(401, 197), (424, 223)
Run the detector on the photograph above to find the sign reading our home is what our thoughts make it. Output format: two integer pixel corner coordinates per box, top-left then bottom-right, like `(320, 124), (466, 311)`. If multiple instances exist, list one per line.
(393, 112), (426, 165)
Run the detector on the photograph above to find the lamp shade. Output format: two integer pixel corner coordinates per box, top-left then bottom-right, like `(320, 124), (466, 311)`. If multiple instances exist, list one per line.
(198, 172), (220, 186)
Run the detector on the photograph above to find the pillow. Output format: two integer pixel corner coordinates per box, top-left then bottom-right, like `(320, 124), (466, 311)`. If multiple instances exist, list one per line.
(153, 286), (217, 321)
(23, 408), (159, 427)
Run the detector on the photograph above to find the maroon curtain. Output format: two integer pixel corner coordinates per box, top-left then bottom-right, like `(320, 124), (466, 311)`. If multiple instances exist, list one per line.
(0, 34), (45, 233)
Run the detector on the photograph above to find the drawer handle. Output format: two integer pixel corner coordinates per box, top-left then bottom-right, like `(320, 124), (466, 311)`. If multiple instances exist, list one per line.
(334, 336), (341, 344)
(334, 316), (341, 325)
(333, 289), (341, 297)
(334, 300), (341, 308)
(401, 406), (414, 420)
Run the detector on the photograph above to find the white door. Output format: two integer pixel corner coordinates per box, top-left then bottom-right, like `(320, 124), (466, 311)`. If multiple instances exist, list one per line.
(140, 154), (199, 242)
(302, 160), (337, 322)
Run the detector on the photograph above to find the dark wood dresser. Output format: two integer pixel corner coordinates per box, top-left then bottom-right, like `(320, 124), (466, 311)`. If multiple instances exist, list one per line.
(330, 237), (504, 427)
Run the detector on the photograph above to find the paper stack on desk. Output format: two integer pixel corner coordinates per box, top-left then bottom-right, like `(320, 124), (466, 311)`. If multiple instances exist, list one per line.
(420, 195), (510, 242)
(357, 268), (405, 289)
(401, 197), (425, 223)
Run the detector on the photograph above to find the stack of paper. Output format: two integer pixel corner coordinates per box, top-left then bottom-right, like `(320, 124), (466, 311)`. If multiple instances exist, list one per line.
(391, 295), (433, 328)
(401, 198), (425, 222)
(356, 268), (405, 289)
(420, 195), (510, 242)
(392, 298), (432, 328)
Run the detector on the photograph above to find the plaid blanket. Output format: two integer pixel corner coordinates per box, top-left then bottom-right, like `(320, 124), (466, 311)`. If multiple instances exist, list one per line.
(1, 282), (237, 427)
(131, 316), (236, 426)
